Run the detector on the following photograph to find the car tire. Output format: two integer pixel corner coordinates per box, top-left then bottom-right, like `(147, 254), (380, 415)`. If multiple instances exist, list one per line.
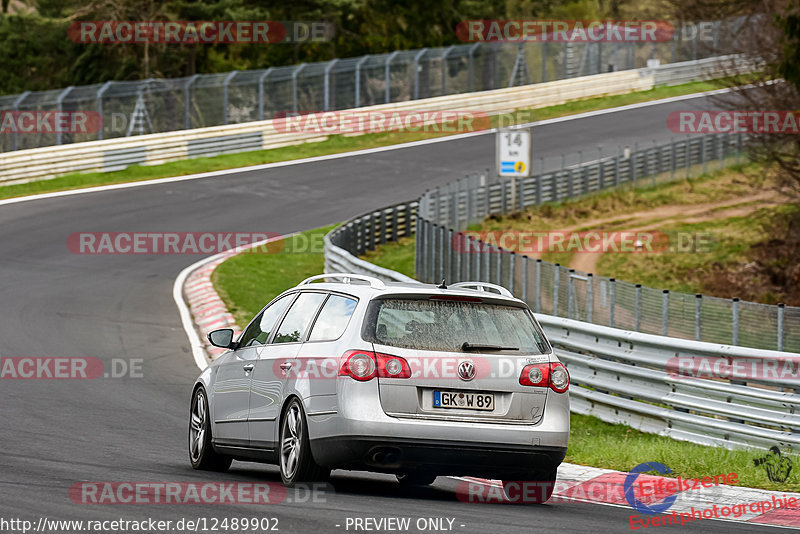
(189, 387), (232, 471)
(279, 398), (330, 487)
(502, 470), (557, 504)
(396, 472), (437, 486)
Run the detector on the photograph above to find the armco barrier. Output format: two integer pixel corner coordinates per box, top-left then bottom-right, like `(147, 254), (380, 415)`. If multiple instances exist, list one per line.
(0, 55), (751, 184)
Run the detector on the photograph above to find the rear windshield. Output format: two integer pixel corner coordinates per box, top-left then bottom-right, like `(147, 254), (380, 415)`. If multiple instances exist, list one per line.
(363, 298), (550, 354)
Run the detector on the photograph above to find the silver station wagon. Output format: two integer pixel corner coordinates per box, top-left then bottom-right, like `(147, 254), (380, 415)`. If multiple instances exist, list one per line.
(189, 273), (569, 502)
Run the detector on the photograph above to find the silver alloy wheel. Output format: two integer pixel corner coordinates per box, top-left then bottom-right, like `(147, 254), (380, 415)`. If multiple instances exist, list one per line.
(281, 403), (302, 479)
(189, 391), (206, 463)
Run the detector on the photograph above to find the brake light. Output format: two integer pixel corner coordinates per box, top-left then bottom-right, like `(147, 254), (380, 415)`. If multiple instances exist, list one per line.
(339, 350), (411, 381)
(519, 362), (570, 393)
(339, 350), (376, 381)
(429, 295), (483, 302)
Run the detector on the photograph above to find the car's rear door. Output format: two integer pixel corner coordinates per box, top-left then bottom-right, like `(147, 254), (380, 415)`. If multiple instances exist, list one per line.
(248, 291), (328, 449)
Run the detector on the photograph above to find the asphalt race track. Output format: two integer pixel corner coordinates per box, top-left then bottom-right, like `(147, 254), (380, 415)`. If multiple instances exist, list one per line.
(0, 92), (780, 533)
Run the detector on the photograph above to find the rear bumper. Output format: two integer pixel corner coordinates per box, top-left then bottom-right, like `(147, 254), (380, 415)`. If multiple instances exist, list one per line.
(310, 435), (566, 479)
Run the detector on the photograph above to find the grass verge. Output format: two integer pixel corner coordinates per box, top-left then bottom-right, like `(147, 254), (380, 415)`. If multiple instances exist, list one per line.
(0, 78), (723, 202)
(212, 223), (799, 491)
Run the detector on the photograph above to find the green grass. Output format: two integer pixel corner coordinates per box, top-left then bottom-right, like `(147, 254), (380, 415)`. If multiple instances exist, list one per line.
(211, 225), (335, 327)
(360, 236), (416, 279)
(212, 222), (799, 491)
(0, 78), (724, 202)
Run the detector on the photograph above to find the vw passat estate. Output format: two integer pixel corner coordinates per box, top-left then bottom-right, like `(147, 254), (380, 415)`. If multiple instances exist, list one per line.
(189, 274), (569, 502)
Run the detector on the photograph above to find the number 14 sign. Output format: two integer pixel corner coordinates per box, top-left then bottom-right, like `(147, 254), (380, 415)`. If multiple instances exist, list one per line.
(496, 128), (532, 177)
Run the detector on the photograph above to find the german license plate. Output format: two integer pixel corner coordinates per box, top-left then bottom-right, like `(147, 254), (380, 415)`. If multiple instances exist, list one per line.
(433, 390), (494, 411)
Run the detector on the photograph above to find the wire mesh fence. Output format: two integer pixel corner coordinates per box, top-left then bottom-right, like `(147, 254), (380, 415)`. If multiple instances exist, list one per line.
(413, 132), (799, 353)
(1, 20), (742, 152)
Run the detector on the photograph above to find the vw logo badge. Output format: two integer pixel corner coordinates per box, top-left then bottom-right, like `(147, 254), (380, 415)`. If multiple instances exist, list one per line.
(458, 360), (476, 381)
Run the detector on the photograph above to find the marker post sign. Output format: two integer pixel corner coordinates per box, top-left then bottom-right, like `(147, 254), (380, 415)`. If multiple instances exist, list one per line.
(496, 127), (532, 209)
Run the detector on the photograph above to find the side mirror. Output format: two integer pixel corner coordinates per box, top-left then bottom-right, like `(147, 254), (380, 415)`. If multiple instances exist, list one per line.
(208, 328), (238, 349)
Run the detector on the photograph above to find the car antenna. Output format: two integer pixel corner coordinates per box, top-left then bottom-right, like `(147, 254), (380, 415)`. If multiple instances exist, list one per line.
(437, 279), (447, 289)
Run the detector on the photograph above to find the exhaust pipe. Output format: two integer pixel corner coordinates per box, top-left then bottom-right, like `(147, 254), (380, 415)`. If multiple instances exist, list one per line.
(368, 447), (402, 467)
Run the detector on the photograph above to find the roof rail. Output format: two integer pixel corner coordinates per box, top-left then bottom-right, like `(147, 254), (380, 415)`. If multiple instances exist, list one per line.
(299, 273), (386, 290)
(449, 281), (513, 298)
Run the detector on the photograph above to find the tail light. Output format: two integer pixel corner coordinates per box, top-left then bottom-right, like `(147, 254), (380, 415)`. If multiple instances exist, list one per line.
(339, 350), (411, 381)
(519, 362), (569, 393)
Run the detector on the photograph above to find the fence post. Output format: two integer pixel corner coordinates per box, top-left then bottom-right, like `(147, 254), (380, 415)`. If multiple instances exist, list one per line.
(521, 255), (528, 302)
(495, 247), (502, 286)
(635, 283), (642, 332)
(323, 59), (339, 112)
(541, 41), (547, 82)
(447, 228), (454, 282)
(778, 303), (785, 351)
(257, 68), (274, 120)
(291, 64), (307, 113)
(662, 289), (669, 336)
(475, 238), (481, 281)
(413, 48), (428, 100)
(509, 251), (516, 295)
(184, 74), (199, 129)
(483, 241), (490, 282)
(385, 51), (399, 104)
(586, 273), (593, 323)
(615, 148), (621, 187)
(415, 216), (422, 279)
(96, 82), (112, 140)
(11, 91), (30, 151)
(695, 294), (702, 341)
(609, 278), (616, 328)
(468, 42), (481, 92)
(568, 269), (575, 319)
(670, 137), (676, 180)
(553, 264), (561, 316)
(702, 135), (707, 175)
(732, 297), (739, 346)
(354, 55), (369, 108)
(597, 146), (604, 190)
(56, 86), (75, 145)
(222, 71), (238, 125)
(535, 259), (542, 312)
(441, 45), (455, 95)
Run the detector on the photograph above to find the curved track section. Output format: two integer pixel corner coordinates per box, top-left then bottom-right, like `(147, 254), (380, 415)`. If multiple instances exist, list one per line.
(0, 93), (776, 533)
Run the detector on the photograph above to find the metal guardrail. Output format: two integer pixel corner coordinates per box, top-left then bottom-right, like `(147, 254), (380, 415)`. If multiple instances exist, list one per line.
(0, 19), (748, 152)
(538, 314), (800, 450)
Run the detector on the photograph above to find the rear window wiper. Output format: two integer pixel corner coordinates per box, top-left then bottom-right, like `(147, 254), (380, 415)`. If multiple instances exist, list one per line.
(462, 342), (519, 352)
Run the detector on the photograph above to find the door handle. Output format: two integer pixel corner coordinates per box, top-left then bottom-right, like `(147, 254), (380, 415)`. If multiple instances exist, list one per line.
(242, 363), (255, 373)
(279, 362), (294, 371)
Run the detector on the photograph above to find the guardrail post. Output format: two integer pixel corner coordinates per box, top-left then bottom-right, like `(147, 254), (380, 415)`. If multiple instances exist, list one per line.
(609, 278), (616, 328)
(292, 64), (307, 113)
(631, 143), (638, 184)
(222, 71), (238, 125)
(11, 91), (30, 151)
(454, 230), (462, 281)
(184, 74), (199, 129)
(385, 51), (399, 104)
(568, 269), (576, 319)
(509, 251), (516, 295)
(670, 137), (676, 180)
(615, 148), (621, 186)
(662, 289), (669, 336)
(695, 294), (702, 341)
(415, 216), (422, 279)
(685, 138), (691, 178)
(587, 273), (593, 323)
(440, 226), (447, 281)
(778, 303), (785, 351)
(96, 81), (112, 140)
(56, 86), (75, 145)
(521, 255), (528, 302)
(702, 135), (707, 174)
(324, 59), (339, 112)
(732, 297), (739, 346)
(597, 146), (604, 190)
(535, 259), (542, 312)
(553, 264), (560, 316)
(635, 283), (642, 332)
(537, 159), (543, 204)
(257, 68), (273, 121)
(474, 238), (481, 281)
(354, 55), (369, 108)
